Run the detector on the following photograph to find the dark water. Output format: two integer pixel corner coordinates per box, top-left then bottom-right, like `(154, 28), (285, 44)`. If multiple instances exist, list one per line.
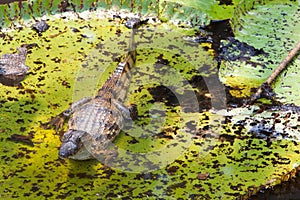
(250, 172), (300, 200)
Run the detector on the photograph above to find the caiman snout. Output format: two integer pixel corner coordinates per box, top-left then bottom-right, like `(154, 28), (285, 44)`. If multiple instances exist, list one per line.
(59, 130), (85, 158)
(59, 141), (79, 158)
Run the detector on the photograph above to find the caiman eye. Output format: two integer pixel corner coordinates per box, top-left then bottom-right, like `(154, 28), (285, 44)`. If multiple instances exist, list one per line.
(63, 132), (72, 140)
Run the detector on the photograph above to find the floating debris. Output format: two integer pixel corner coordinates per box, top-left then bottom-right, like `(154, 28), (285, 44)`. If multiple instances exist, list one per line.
(32, 20), (50, 34)
(7, 133), (34, 146)
(125, 18), (148, 29)
(0, 46), (30, 86)
(197, 172), (210, 180)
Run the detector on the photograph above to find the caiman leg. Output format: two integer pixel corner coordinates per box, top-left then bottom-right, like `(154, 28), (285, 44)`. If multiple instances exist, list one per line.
(62, 97), (92, 116)
(113, 100), (138, 120)
(44, 97), (92, 133)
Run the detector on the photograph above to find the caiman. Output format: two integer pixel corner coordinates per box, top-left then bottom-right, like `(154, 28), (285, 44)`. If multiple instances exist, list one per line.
(49, 19), (142, 161)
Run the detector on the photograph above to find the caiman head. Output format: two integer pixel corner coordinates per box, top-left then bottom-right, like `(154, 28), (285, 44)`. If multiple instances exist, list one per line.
(59, 130), (89, 159)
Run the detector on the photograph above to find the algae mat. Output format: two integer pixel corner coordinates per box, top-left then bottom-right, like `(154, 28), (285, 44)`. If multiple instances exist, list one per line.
(1, 0), (300, 199)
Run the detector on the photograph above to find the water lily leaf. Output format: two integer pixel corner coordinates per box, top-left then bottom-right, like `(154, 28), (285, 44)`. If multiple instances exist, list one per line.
(0, 0), (204, 28)
(0, 0), (244, 29)
(0, 3), (222, 199)
(163, 0), (241, 20)
(219, 0), (300, 103)
(1, 0), (300, 199)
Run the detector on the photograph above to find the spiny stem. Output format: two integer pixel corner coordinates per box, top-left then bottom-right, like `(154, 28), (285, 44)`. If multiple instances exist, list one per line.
(249, 41), (300, 104)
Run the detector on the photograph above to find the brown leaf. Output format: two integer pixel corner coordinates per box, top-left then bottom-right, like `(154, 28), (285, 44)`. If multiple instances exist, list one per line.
(197, 172), (210, 180)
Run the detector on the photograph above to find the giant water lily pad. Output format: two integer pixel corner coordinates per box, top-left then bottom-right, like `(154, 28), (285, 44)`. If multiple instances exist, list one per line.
(1, 0), (300, 199)
(219, 0), (300, 103)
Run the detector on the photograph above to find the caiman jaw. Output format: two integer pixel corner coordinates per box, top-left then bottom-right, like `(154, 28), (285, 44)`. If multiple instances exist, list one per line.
(59, 130), (85, 158)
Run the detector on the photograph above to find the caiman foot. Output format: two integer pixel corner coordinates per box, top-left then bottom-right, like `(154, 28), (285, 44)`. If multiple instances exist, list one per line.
(128, 104), (138, 120)
(122, 104), (138, 130)
(114, 101), (139, 121)
(42, 112), (67, 134)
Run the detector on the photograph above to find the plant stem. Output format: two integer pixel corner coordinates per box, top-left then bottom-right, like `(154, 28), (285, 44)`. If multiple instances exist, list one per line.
(249, 41), (300, 104)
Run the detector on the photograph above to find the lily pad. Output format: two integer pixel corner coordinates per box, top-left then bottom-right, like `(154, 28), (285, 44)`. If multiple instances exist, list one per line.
(0, 3), (220, 199)
(1, 0), (300, 199)
(219, 0), (300, 103)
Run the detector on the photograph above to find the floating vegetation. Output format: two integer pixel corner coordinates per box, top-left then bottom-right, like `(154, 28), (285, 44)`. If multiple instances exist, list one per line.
(219, 0), (300, 103)
(1, 0), (300, 199)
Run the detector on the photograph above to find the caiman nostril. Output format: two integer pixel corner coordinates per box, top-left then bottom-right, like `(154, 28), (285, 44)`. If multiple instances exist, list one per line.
(58, 151), (68, 158)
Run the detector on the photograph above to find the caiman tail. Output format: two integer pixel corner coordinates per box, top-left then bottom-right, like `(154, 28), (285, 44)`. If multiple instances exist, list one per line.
(96, 29), (137, 102)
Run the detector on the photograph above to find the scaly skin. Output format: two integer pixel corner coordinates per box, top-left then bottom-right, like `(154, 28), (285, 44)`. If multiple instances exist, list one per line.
(56, 22), (138, 161)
